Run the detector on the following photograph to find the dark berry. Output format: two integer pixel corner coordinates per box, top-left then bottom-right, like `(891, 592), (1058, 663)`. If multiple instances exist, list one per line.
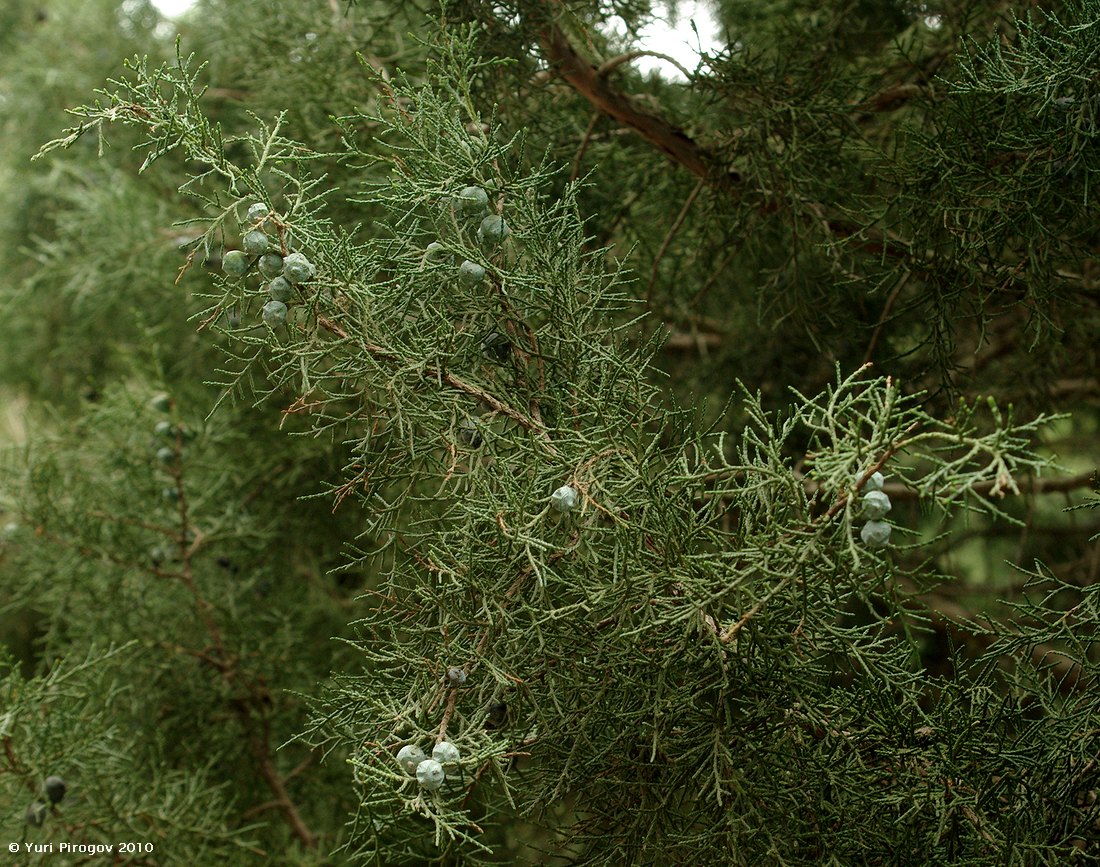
(44, 775), (66, 804)
(25, 801), (47, 827)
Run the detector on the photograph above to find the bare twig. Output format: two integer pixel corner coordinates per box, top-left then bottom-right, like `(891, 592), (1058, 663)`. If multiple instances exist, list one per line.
(570, 111), (601, 182)
(598, 50), (694, 81)
(644, 177), (706, 308)
(862, 272), (909, 366)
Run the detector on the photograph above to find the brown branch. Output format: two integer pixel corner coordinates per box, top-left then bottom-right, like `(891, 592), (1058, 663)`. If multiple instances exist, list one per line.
(531, 6), (927, 269)
(536, 9), (736, 187)
(252, 720), (317, 849)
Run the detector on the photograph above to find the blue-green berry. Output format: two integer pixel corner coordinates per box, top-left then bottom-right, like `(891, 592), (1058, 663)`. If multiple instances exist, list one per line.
(44, 776), (66, 805)
(447, 666), (466, 685)
(155, 420), (175, 438)
(396, 744), (426, 775)
(416, 758), (445, 790)
(456, 185), (488, 214)
(424, 241), (449, 263)
(866, 471), (885, 492)
(458, 260), (486, 286)
(860, 520), (892, 548)
(25, 801), (47, 827)
(262, 300), (288, 327)
(862, 490), (892, 520)
(432, 741), (461, 766)
(258, 252), (284, 279)
(551, 485), (578, 513)
(150, 392), (171, 413)
(268, 277), (294, 302)
(156, 447), (175, 464)
(477, 215), (510, 246)
(282, 252), (315, 284)
(162, 487), (179, 503)
(245, 202), (268, 222)
(222, 250), (250, 278)
(242, 230), (270, 256)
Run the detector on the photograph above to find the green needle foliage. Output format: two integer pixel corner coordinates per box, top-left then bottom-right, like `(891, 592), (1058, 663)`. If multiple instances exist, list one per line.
(0, 0), (1098, 864)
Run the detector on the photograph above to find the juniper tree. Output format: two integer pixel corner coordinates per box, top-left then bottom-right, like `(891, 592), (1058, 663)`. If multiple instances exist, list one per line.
(0, 0), (1098, 865)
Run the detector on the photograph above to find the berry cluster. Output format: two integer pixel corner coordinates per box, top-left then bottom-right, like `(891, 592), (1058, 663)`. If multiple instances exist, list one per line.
(858, 471), (892, 548)
(222, 202), (316, 328)
(396, 741), (462, 792)
(423, 184), (509, 287)
(24, 775), (65, 828)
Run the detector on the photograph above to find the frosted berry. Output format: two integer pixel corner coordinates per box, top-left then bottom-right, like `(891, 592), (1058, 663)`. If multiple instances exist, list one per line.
(866, 471), (885, 492)
(268, 277), (294, 303)
(456, 185), (489, 214)
(245, 202), (268, 222)
(242, 230), (270, 256)
(447, 666), (466, 685)
(477, 215), (510, 246)
(262, 300), (288, 327)
(222, 250), (250, 278)
(861, 490), (892, 520)
(416, 758), (445, 791)
(43, 776), (66, 805)
(156, 447), (175, 464)
(424, 241), (449, 263)
(150, 393), (171, 413)
(550, 485), (578, 513)
(458, 417), (483, 447)
(396, 744), (426, 775)
(162, 486), (179, 502)
(258, 253), (284, 279)
(25, 801), (47, 827)
(458, 260), (486, 286)
(860, 520), (892, 548)
(155, 420), (175, 438)
(282, 252), (315, 284)
(432, 741), (461, 766)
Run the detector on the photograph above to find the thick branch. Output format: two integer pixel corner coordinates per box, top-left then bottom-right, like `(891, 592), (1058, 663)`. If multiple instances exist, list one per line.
(536, 11), (735, 187)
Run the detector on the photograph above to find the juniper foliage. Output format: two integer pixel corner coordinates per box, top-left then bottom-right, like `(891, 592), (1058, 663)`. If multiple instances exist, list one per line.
(0, 0), (1098, 864)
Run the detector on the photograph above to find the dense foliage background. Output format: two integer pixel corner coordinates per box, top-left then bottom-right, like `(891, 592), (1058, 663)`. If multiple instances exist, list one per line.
(0, 0), (1097, 863)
